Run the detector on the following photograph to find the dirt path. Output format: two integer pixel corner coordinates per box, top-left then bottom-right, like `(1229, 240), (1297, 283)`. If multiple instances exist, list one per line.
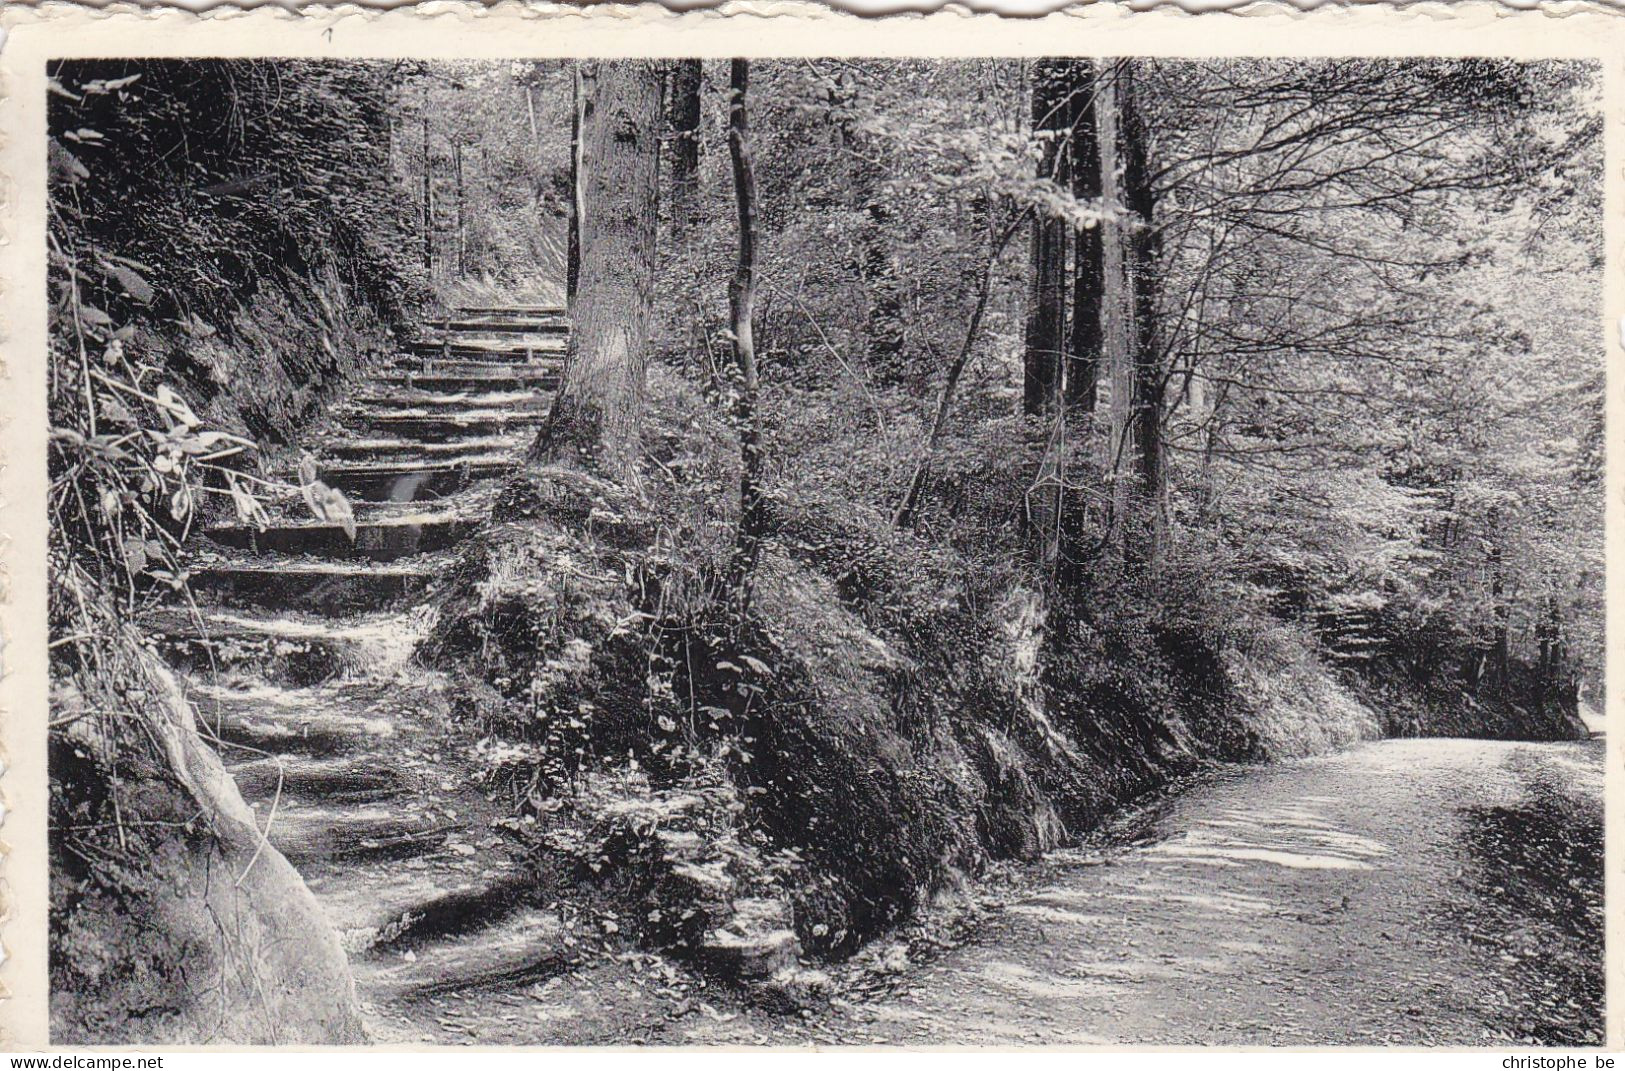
(732, 737), (1603, 1047)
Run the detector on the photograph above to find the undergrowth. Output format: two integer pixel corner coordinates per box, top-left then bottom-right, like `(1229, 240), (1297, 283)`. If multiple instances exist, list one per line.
(419, 364), (1388, 963)
(47, 59), (423, 1038)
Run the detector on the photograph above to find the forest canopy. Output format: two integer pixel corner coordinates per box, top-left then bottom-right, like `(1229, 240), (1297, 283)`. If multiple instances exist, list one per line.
(608, 57), (1603, 699)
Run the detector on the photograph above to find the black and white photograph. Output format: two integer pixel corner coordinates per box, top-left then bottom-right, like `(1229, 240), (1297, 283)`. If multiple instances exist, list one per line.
(28, 18), (1609, 1050)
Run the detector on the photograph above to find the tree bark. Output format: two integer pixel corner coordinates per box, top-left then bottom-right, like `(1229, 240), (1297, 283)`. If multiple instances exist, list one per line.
(1121, 60), (1164, 570)
(530, 61), (663, 483)
(454, 141), (466, 277)
(1066, 60), (1103, 414)
(726, 59), (765, 624)
(668, 59), (703, 236)
(420, 84), (433, 276)
(566, 63), (584, 303)
(1023, 60), (1071, 417)
(1097, 60), (1164, 572)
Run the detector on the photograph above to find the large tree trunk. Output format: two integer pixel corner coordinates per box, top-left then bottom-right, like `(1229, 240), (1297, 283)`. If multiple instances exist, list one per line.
(531, 61), (663, 482)
(725, 59), (765, 624)
(668, 59), (703, 237)
(1121, 60), (1164, 570)
(1066, 59), (1103, 414)
(1096, 61), (1163, 570)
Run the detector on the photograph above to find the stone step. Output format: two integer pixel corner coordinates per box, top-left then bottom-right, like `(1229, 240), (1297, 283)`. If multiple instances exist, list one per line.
(321, 434), (527, 464)
(700, 897), (801, 979)
(427, 318), (570, 336)
(228, 753), (412, 804)
(308, 859), (532, 950)
(206, 510), (477, 562)
(319, 457), (513, 503)
(147, 607), (359, 686)
(342, 388), (549, 413)
(372, 369), (560, 394)
(351, 907), (570, 998)
(410, 327), (567, 344)
(369, 868), (538, 953)
(393, 355), (561, 377)
(186, 558), (436, 615)
(405, 339), (565, 361)
(189, 679), (403, 758)
(342, 408), (546, 443)
(452, 304), (566, 320)
(262, 802), (459, 865)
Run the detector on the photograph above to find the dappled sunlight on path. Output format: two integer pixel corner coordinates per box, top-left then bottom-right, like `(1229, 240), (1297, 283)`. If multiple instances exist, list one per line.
(783, 738), (1602, 1046)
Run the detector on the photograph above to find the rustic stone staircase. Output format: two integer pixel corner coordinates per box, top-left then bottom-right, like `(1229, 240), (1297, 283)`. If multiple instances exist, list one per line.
(152, 306), (575, 1036)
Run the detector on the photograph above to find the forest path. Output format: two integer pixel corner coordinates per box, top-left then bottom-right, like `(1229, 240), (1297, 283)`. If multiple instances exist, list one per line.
(657, 736), (1604, 1047)
(768, 737), (1606, 1047)
(153, 305), (574, 1038)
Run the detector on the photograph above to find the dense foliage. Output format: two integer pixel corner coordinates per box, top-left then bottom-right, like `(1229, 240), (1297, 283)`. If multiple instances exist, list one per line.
(637, 58), (1603, 707)
(394, 61), (573, 299)
(47, 60), (427, 1028)
(48, 59), (423, 613)
(424, 58), (1600, 961)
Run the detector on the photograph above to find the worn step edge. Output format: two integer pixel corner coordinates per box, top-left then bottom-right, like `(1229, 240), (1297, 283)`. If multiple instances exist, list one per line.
(264, 803), (460, 865)
(342, 390), (549, 411)
(186, 558), (439, 614)
(452, 304), (566, 317)
(190, 683), (401, 758)
(351, 908), (571, 999)
(229, 753), (412, 804)
(205, 512), (478, 562)
(322, 435), (527, 459)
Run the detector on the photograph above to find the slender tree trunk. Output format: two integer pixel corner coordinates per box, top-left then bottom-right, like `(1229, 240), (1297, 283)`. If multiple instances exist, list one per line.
(863, 194), (906, 381)
(567, 64), (584, 304)
(454, 141), (466, 277)
(1098, 65), (1134, 560)
(420, 86), (433, 276)
(1488, 515), (1510, 682)
(726, 59), (765, 624)
(524, 75), (543, 208)
(832, 73), (905, 383)
(1024, 60), (1071, 417)
(668, 59), (703, 237)
(1537, 596), (1556, 682)
(894, 210), (1027, 530)
(531, 61), (663, 482)
(1196, 379), (1229, 524)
